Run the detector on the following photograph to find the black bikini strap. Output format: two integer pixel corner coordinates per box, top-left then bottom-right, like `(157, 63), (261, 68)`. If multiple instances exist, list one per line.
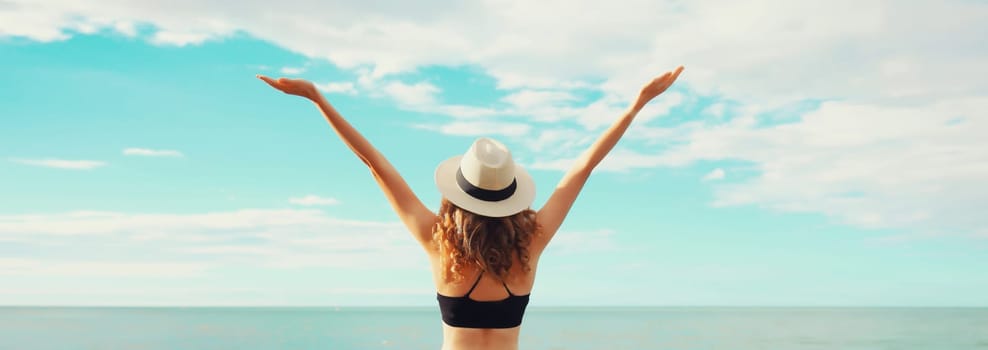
(502, 281), (515, 296)
(465, 271), (484, 297)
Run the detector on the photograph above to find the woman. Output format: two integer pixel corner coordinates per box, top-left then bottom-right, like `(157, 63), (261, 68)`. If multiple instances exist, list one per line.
(258, 65), (684, 350)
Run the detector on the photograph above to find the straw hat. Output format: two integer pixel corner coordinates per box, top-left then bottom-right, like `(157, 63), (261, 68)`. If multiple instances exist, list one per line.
(435, 137), (535, 217)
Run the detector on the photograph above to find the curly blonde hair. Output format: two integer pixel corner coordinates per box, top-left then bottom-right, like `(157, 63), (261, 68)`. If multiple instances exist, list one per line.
(433, 198), (540, 283)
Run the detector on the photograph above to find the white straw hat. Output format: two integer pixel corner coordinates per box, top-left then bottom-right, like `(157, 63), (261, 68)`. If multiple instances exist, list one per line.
(435, 137), (535, 217)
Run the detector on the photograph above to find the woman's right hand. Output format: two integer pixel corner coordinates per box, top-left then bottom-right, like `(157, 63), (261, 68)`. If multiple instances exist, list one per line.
(633, 66), (684, 110)
(257, 75), (320, 100)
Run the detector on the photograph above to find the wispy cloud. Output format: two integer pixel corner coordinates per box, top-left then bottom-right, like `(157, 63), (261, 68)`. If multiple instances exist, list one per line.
(112, 21), (137, 37)
(316, 81), (358, 95)
(0, 208), (617, 282)
(527, 157), (573, 172)
(1, 1), (982, 106)
(544, 228), (619, 255)
(9, 158), (106, 170)
(501, 90), (577, 110)
(530, 149), (666, 173)
(415, 121), (531, 138)
(372, 78), (498, 118)
(0, 209), (367, 236)
(673, 98), (988, 235)
(382, 81), (440, 107)
(703, 103), (726, 118)
(0, 209), (418, 270)
(280, 66), (306, 75)
(122, 148), (184, 157)
(289, 195), (340, 206)
(149, 30), (224, 46)
(703, 168), (725, 181)
(0, 285), (433, 306)
(0, 258), (206, 277)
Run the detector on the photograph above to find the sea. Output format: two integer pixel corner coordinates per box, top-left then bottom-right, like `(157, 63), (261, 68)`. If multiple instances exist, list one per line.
(1, 307), (986, 349)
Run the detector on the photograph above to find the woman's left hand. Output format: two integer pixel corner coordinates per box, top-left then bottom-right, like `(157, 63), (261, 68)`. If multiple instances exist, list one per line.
(257, 75), (319, 100)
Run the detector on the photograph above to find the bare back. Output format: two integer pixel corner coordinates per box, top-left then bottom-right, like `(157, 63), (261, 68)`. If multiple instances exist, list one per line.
(429, 249), (542, 350)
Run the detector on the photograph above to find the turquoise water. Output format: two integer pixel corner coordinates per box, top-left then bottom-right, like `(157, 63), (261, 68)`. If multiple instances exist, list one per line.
(1, 307), (986, 349)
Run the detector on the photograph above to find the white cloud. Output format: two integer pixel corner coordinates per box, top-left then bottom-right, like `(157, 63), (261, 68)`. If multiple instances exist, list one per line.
(9, 158), (106, 170)
(571, 97), (630, 130)
(543, 228), (618, 255)
(122, 148), (184, 157)
(527, 157), (573, 172)
(523, 128), (592, 153)
(501, 90), (576, 110)
(636, 92), (685, 123)
(280, 66), (305, 75)
(0, 209), (366, 236)
(173, 245), (278, 255)
(2, 0), (986, 237)
(288, 195), (340, 206)
(417, 121), (531, 138)
(0, 209), (421, 270)
(0, 210), (615, 282)
(0, 2), (71, 42)
(703, 103), (726, 118)
(531, 95), (988, 236)
(0, 0), (982, 104)
(316, 81), (357, 95)
(149, 30), (215, 46)
(0, 258), (206, 277)
(434, 104), (500, 118)
(374, 79), (499, 118)
(113, 21), (137, 37)
(382, 81), (440, 107)
(7, 0), (974, 129)
(531, 148), (671, 173)
(664, 97), (988, 234)
(1, 217), (429, 302)
(703, 168), (725, 181)
(0, 285), (431, 306)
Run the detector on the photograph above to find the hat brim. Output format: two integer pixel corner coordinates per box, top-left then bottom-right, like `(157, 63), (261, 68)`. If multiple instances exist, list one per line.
(435, 155), (536, 218)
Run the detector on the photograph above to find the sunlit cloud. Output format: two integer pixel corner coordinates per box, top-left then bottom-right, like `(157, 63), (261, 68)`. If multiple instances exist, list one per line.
(8, 158), (106, 170)
(289, 195), (340, 206)
(317, 81), (358, 95)
(280, 66), (305, 75)
(703, 168), (726, 181)
(122, 148), (184, 157)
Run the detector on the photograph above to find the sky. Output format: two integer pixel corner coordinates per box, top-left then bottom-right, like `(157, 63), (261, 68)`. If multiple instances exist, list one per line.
(1, 0), (987, 307)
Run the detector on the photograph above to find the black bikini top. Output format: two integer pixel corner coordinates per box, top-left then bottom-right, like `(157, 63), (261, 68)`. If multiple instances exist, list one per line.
(436, 271), (530, 329)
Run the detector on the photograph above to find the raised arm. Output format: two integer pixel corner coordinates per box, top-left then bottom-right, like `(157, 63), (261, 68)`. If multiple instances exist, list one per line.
(532, 66), (684, 253)
(257, 75), (437, 251)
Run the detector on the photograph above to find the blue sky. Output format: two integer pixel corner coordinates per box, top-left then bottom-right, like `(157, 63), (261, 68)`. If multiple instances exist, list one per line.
(2, 0), (987, 306)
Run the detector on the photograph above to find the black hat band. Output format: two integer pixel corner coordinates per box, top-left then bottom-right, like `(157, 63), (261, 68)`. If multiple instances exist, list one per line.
(456, 168), (517, 202)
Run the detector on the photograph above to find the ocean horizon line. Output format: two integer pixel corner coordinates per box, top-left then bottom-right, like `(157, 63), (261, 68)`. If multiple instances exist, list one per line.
(3, 305), (986, 309)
